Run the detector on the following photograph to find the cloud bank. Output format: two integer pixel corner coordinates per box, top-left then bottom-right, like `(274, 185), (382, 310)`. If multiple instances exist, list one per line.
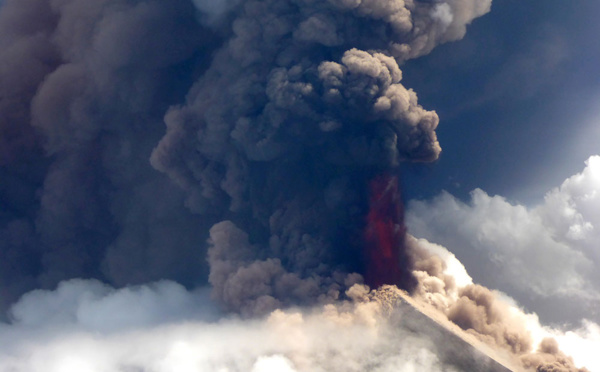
(0, 244), (592, 372)
(407, 155), (600, 325)
(0, 281), (479, 372)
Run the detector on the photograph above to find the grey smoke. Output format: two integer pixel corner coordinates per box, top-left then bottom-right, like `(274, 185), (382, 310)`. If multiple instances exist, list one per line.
(408, 235), (590, 371)
(0, 0), (216, 312)
(0, 0), (490, 316)
(150, 0), (490, 314)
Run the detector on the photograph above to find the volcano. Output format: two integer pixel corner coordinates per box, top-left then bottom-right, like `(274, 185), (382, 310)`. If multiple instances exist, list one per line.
(391, 288), (517, 372)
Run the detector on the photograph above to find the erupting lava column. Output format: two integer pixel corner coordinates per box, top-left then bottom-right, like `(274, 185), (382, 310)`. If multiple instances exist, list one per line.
(364, 174), (415, 290)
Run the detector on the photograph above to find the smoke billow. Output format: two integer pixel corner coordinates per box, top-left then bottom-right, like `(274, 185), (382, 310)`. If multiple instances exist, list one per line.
(0, 0), (222, 313)
(407, 235), (590, 371)
(150, 0), (493, 315)
(0, 0), (491, 315)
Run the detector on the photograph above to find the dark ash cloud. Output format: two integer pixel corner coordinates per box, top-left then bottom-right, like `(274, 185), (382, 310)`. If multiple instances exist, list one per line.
(0, 0), (489, 316)
(151, 0), (490, 315)
(0, 0), (217, 312)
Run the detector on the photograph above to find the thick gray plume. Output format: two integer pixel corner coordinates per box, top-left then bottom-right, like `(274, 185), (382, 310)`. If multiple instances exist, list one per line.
(0, 0), (489, 315)
(151, 0), (490, 315)
(0, 0), (215, 312)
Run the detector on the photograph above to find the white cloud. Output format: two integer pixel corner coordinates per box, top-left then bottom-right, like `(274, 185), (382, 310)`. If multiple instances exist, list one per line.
(553, 320), (600, 371)
(412, 237), (473, 289)
(8, 279), (217, 331)
(536, 156), (600, 250)
(407, 190), (593, 297)
(407, 155), (600, 320)
(507, 299), (600, 371)
(252, 355), (297, 372)
(431, 3), (454, 28)
(0, 280), (458, 372)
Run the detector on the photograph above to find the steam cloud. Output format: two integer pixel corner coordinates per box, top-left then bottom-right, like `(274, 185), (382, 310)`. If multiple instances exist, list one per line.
(0, 0), (592, 371)
(0, 280), (504, 372)
(0, 246), (590, 372)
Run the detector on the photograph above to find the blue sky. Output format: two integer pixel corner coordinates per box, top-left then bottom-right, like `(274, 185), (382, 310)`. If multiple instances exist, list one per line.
(402, 0), (600, 204)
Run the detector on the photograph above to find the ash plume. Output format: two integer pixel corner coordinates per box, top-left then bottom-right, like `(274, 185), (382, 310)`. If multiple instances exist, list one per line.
(151, 0), (492, 315)
(0, 0), (491, 315)
(407, 235), (590, 371)
(0, 0), (216, 311)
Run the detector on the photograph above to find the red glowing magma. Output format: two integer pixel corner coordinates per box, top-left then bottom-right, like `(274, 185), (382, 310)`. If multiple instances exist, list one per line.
(364, 173), (413, 289)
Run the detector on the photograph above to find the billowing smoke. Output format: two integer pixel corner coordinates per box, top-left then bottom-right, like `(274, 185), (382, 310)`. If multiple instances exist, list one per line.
(407, 236), (590, 371)
(0, 0), (491, 314)
(0, 0), (217, 312)
(0, 0), (592, 371)
(149, 0), (489, 315)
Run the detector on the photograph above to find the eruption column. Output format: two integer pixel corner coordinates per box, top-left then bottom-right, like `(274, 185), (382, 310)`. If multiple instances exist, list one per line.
(364, 174), (415, 291)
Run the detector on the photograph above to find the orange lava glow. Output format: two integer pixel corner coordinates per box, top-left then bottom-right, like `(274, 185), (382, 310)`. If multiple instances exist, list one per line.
(364, 174), (407, 289)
